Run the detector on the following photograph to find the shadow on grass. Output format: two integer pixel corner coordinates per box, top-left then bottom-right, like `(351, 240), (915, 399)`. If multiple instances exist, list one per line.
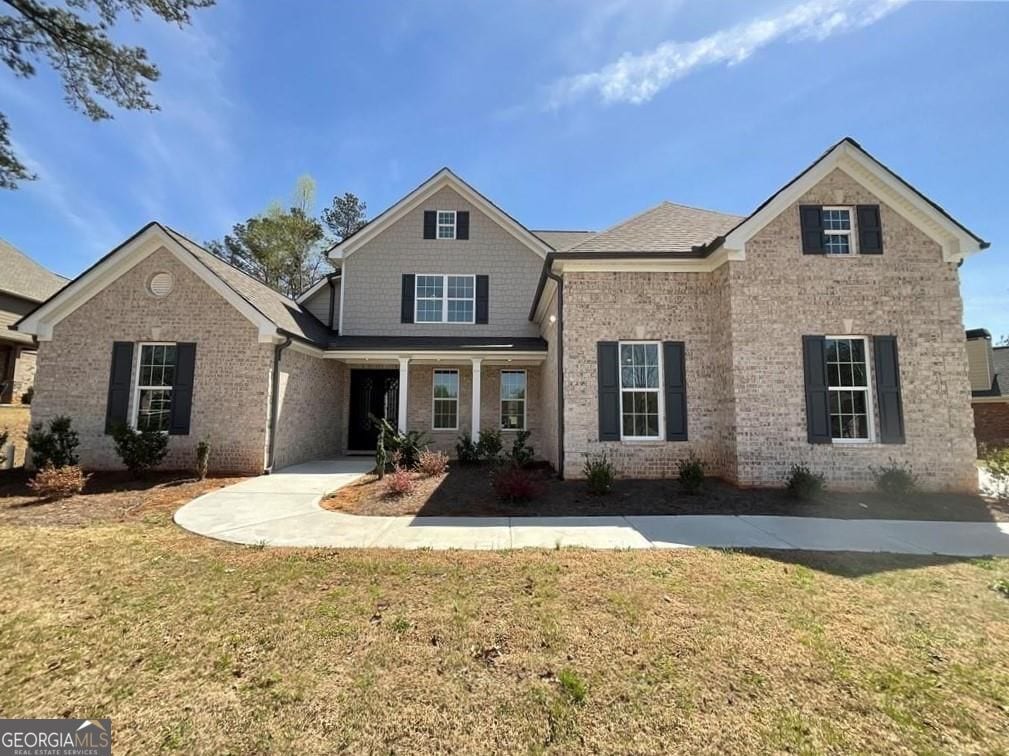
(742, 548), (977, 577)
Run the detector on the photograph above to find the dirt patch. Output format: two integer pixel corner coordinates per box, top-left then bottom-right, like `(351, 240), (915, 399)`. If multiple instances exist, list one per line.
(322, 463), (1008, 521)
(0, 469), (246, 527)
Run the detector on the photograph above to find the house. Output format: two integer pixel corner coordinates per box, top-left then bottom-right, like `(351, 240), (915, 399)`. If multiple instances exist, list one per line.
(13, 138), (989, 490)
(965, 328), (1009, 449)
(1, 238), (68, 404)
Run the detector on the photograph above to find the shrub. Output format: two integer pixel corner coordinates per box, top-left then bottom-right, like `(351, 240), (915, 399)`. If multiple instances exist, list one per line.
(0, 429), (8, 467)
(506, 430), (535, 468)
(26, 415), (79, 469)
(493, 466), (542, 502)
(476, 429), (503, 462)
(383, 465), (415, 497)
(677, 453), (705, 495)
(417, 449), (449, 477)
(111, 424), (168, 477)
(455, 433), (481, 465)
(27, 465), (88, 500)
(583, 452), (615, 495)
(871, 458), (917, 498)
(195, 440), (211, 480)
(785, 464), (825, 500)
(374, 417), (428, 469)
(992, 578), (1009, 600)
(375, 433), (389, 479)
(20, 386), (33, 405)
(982, 445), (1009, 500)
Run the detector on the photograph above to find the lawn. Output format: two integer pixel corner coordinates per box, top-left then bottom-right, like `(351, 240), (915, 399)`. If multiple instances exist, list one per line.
(1, 500), (1008, 753)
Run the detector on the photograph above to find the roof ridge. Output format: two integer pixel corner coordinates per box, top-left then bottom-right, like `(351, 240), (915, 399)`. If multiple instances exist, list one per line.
(659, 200), (745, 219)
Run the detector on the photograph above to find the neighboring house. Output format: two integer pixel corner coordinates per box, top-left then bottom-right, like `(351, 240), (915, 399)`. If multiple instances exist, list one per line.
(13, 138), (988, 490)
(965, 328), (1009, 449)
(0, 238), (68, 404)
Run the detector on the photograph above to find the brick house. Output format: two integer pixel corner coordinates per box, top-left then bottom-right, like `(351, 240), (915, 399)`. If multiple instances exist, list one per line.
(13, 138), (989, 490)
(965, 328), (1009, 450)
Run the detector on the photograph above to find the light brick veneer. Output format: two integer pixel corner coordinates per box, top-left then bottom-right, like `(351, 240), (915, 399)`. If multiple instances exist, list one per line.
(272, 350), (347, 469)
(32, 248), (274, 474)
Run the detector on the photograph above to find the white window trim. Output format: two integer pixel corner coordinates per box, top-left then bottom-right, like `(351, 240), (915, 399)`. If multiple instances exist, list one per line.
(436, 210), (457, 240)
(825, 334), (875, 444)
(414, 274), (476, 324)
(823, 206), (858, 256)
(618, 340), (665, 442)
(131, 341), (175, 432)
(499, 369), (527, 431)
(432, 368), (460, 431)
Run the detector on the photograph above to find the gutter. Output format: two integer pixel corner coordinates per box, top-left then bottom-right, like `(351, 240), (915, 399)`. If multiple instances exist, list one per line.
(264, 334), (293, 474)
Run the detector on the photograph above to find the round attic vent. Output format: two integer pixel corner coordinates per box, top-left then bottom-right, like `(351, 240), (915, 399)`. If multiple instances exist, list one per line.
(148, 271), (174, 297)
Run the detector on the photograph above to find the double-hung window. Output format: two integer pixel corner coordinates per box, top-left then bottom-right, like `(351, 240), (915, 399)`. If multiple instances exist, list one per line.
(822, 207), (855, 255)
(500, 370), (526, 430)
(619, 342), (662, 440)
(134, 343), (176, 432)
(432, 369), (459, 430)
(825, 336), (872, 442)
(436, 210), (456, 239)
(415, 274), (475, 323)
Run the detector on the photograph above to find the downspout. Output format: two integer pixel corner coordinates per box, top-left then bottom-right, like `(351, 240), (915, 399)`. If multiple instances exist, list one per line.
(546, 270), (565, 480)
(264, 334), (293, 474)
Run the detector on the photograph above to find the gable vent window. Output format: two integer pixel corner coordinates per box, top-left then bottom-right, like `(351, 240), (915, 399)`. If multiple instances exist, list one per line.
(437, 211), (457, 240)
(148, 272), (174, 297)
(822, 207), (855, 255)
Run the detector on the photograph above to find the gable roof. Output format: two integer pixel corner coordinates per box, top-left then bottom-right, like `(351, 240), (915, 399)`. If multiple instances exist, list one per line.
(328, 167), (553, 259)
(0, 237), (68, 302)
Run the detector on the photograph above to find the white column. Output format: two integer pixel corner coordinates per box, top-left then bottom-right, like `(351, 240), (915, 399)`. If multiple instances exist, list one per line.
(471, 357), (482, 438)
(397, 357), (409, 432)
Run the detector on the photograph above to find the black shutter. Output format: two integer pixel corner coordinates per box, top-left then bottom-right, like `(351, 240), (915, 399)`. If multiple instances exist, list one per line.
(401, 274), (415, 323)
(457, 211), (470, 240)
(663, 341), (687, 441)
(857, 205), (883, 254)
(799, 205), (825, 254)
(597, 342), (620, 441)
(475, 275), (488, 323)
(874, 336), (905, 444)
(423, 211), (436, 240)
(104, 341), (134, 434)
(169, 343), (196, 436)
(802, 335), (831, 443)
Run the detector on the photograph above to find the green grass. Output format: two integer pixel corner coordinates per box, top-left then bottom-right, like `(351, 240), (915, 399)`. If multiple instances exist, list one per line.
(1, 512), (1008, 753)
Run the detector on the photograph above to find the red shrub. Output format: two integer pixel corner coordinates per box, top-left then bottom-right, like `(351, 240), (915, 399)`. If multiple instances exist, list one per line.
(28, 465), (88, 500)
(493, 466), (542, 502)
(416, 449), (449, 477)
(383, 466), (415, 497)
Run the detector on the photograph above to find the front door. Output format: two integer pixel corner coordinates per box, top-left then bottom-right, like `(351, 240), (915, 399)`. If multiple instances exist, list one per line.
(348, 369), (400, 451)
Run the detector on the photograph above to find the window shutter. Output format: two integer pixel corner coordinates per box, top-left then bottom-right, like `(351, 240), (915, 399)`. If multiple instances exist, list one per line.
(597, 342), (620, 441)
(104, 341), (134, 434)
(475, 275), (489, 323)
(423, 211), (436, 240)
(857, 205), (883, 254)
(799, 205), (825, 254)
(663, 341), (687, 441)
(802, 335), (831, 443)
(401, 274), (415, 323)
(457, 211), (470, 240)
(169, 343), (197, 436)
(873, 335), (905, 444)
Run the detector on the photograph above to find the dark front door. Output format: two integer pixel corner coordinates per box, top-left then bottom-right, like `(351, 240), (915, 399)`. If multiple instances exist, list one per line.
(348, 369), (400, 451)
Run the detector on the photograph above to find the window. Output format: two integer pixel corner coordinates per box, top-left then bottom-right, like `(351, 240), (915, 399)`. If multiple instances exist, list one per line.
(822, 207), (855, 255)
(436, 210), (456, 240)
(500, 370), (526, 430)
(619, 342), (662, 440)
(826, 336), (872, 442)
(415, 274), (475, 323)
(432, 370), (459, 430)
(134, 343), (176, 432)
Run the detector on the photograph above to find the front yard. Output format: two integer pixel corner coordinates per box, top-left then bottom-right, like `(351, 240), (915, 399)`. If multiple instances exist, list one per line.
(1, 487), (1008, 752)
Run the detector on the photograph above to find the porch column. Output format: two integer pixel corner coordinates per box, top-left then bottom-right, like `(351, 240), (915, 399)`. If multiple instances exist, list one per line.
(397, 357), (409, 432)
(471, 357), (482, 438)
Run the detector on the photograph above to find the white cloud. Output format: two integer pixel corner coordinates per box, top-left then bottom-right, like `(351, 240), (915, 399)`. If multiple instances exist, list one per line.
(549, 0), (909, 107)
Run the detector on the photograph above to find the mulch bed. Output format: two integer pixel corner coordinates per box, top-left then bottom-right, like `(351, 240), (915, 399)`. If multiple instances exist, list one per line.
(0, 469), (246, 527)
(321, 462), (1009, 521)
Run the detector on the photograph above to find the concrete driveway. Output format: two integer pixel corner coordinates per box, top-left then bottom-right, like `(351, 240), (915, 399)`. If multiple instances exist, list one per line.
(174, 459), (1009, 555)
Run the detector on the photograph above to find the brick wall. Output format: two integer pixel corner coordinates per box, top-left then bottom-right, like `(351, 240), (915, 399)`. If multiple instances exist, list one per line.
(32, 248), (273, 473)
(973, 401), (1009, 450)
(272, 348), (347, 469)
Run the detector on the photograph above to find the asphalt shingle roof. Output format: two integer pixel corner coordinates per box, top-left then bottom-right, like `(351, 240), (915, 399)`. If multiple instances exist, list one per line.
(0, 237), (68, 302)
(975, 346), (1009, 399)
(531, 230), (596, 251)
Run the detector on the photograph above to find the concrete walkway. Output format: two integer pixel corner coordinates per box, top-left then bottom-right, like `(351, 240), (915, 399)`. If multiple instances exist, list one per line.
(174, 459), (1009, 556)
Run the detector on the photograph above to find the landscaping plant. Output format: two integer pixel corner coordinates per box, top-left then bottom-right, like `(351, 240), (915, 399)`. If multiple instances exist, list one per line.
(493, 466), (542, 502)
(416, 449), (449, 477)
(982, 445), (1009, 500)
(476, 429), (503, 462)
(506, 430), (535, 468)
(195, 440), (211, 480)
(383, 465), (415, 497)
(0, 429), (7, 467)
(455, 433), (480, 465)
(20, 386), (33, 404)
(27, 464), (88, 500)
(111, 424), (169, 477)
(786, 464), (826, 500)
(26, 415), (79, 469)
(677, 453), (705, 494)
(374, 417), (428, 469)
(583, 452), (615, 495)
(871, 458), (917, 498)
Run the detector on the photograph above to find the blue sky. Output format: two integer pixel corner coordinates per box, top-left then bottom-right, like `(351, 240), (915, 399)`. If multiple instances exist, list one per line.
(0, 0), (1005, 337)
